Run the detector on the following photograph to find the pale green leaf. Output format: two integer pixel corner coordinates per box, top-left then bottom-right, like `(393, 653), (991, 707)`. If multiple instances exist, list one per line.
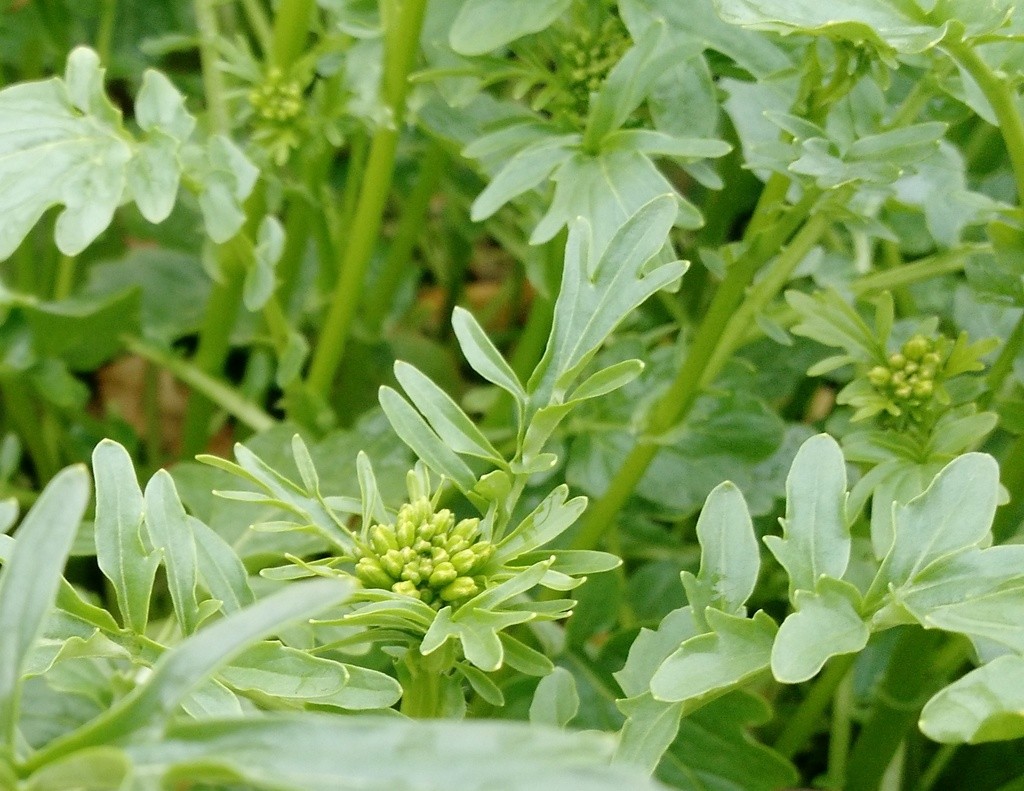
(530, 667), (579, 727)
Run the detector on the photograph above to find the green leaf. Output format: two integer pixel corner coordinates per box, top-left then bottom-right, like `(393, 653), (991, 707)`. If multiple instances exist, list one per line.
(602, 129), (732, 160)
(245, 215), (285, 311)
(530, 195), (687, 398)
(650, 609), (778, 708)
(493, 485), (588, 560)
(38, 578), (354, 762)
(422, 606), (532, 671)
(0, 466), (90, 751)
(615, 693), (684, 773)
(220, 641), (351, 704)
(190, 517), (255, 613)
(24, 289), (141, 371)
(871, 453), (1000, 600)
(449, 0), (571, 55)
(920, 655), (1024, 744)
(128, 715), (663, 791)
(470, 135), (578, 221)
(144, 469), (202, 634)
(378, 386), (478, 492)
(567, 359), (646, 403)
(394, 360), (504, 464)
(764, 434), (850, 597)
(188, 135), (259, 244)
(451, 306), (527, 403)
(92, 439), (159, 633)
(682, 481), (760, 618)
(23, 747), (129, 791)
(771, 577), (868, 683)
(530, 666), (580, 727)
(0, 48), (131, 259)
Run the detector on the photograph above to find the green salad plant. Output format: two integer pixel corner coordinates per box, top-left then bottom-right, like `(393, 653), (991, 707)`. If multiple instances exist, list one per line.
(3, 1), (1024, 789)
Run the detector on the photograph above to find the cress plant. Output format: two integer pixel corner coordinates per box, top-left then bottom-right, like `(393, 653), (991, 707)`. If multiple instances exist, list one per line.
(2, 1), (1024, 790)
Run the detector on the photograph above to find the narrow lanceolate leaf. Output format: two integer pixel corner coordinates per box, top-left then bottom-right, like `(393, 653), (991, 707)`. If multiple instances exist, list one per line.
(394, 361), (505, 464)
(32, 578), (354, 768)
(0, 466), (90, 751)
(764, 434), (849, 596)
(650, 610), (778, 709)
(449, 0), (571, 55)
(771, 577), (868, 684)
(920, 655), (1024, 744)
(451, 307), (526, 403)
(378, 386), (477, 492)
(682, 481), (759, 618)
(871, 453), (999, 600)
(93, 439), (160, 632)
(144, 470), (202, 634)
(190, 517), (255, 614)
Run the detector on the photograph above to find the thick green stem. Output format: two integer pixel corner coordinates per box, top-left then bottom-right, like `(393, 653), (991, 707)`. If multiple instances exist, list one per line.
(844, 627), (947, 791)
(364, 141), (446, 333)
(96, 0), (117, 64)
(572, 198), (827, 551)
(398, 648), (453, 718)
(194, 0), (231, 134)
(306, 0), (429, 396)
(269, 0), (315, 68)
(986, 311), (1024, 404)
(947, 42), (1024, 202)
(180, 254), (248, 454)
(774, 653), (856, 759)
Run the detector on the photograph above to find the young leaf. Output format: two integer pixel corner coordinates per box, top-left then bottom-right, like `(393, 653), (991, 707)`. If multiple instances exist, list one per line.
(530, 195), (687, 399)
(920, 655), (1024, 744)
(394, 361), (505, 464)
(681, 481), (760, 619)
(190, 517), (255, 614)
(451, 307), (527, 404)
(449, 0), (571, 55)
(144, 470), (202, 634)
(771, 577), (868, 684)
(650, 610), (778, 709)
(470, 136), (578, 222)
(35, 578), (354, 765)
(764, 434), (849, 597)
(378, 386), (478, 492)
(530, 667), (580, 728)
(871, 453), (1000, 600)
(92, 440), (160, 633)
(0, 466), (90, 752)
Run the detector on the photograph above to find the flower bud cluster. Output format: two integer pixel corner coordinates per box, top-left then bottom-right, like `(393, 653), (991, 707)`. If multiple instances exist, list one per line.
(354, 499), (494, 608)
(248, 67), (304, 124)
(867, 334), (943, 415)
(555, 18), (630, 124)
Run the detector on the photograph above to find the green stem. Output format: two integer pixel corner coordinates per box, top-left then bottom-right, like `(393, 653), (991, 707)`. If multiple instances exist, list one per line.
(398, 648), (453, 718)
(994, 432), (1024, 541)
(572, 200), (827, 551)
(918, 744), (957, 791)
(364, 141), (446, 333)
(125, 337), (275, 434)
(825, 669), (854, 789)
(985, 311), (1024, 404)
(269, 0), (315, 68)
(179, 253), (248, 454)
(52, 254), (76, 300)
(306, 0), (429, 396)
(239, 0), (273, 54)
(0, 380), (60, 483)
(947, 42), (1024, 202)
(844, 627), (947, 791)
(96, 0), (117, 64)
(774, 653), (855, 759)
(194, 0), (231, 133)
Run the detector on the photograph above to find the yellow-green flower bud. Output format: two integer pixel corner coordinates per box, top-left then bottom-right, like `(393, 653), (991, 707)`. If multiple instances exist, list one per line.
(451, 518), (480, 542)
(441, 577), (479, 602)
(381, 549), (404, 578)
(392, 580), (420, 598)
(895, 385), (912, 399)
(923, 352), (942, 366)
(889, 353), (906, 368)
(450, 548), (478, 575)
(903, 335), (930, 361)
(868, 366), (891, 386)
(429, 561), (459, 588)
(913, 380), (934, 397)
(355, 557), (393, 589)
(369, 525), (397, 555)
